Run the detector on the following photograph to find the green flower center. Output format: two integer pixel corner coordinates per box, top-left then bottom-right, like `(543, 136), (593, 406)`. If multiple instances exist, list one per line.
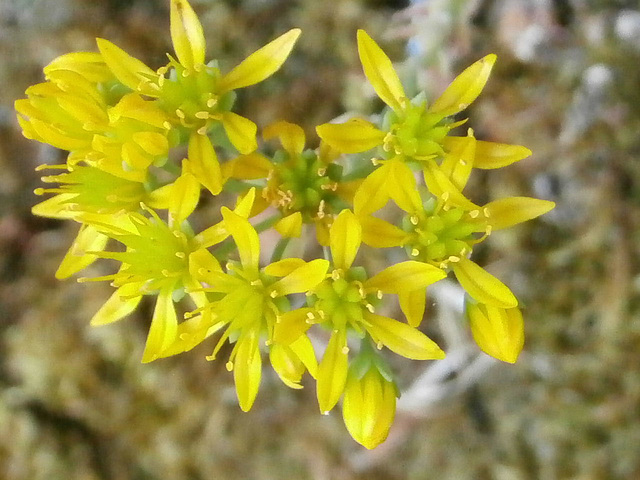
(265, 149), (344, 221)
(382, 102), (450, 160)
(404, 202), (490, 268)
(157, 62), (234, 134)
(310, 268), (380, 333)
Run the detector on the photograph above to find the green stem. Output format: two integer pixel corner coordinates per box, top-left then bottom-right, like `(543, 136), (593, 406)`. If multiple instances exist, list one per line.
(270, 237), (291, 263)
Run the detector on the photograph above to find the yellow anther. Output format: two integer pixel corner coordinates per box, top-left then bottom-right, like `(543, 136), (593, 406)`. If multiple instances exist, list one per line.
(206, 98), (218, 108)
(377, 290), (383, 299)
(341, 346), (350, 354)
(175, 252), (186, 259)
(226, 361), (234, 371)
(411, 248), (420, 257)
(197, 126), (208, 135)
(448, 256), (461, 263)
(410, 216), (419, 225)
(195, 111), (210, 119)
(441, 192), (450, 202)
(163, 121), (172, 130)
(317, 167), (326, 176)
(306, 312), (315, 320)
(365, 303), (375, 313)
(175, 109), (185, 119)
(161, 269), (171, 277)
(269, 290), (279, 298)
(469, 210), (480, 218)
(483, 207), (491, 217)
(318, 310), (326, 319)
(376, 342), (383, 350)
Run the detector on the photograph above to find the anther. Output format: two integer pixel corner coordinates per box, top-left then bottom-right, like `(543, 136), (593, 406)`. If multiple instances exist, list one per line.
(317, 167), (326, 176)
(306, 312), (315, 320)
(197, 126), (208, 135)
(469, 210), (480, 218)
(377, 290), (383, 299)
(365, 303), (375, 313)
(483, 208), (491, 218)
(175, 252), (186, 259)
(175, 109), (185, 119)
(411, 248), (420, 257)
(448, 256), (460, 263)
(341, 346), (350, 354)
(269, 290), (278, 298)
(206, 98), (217, 108)
(410, 215), (419, 225)
(195, 111), (210, 119)
(226, 361), (234, 371)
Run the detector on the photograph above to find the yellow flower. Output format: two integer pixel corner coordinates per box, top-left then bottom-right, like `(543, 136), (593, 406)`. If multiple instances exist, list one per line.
(358, 158), (554, 311)
(194, 207), (329, 411)
(316, 30), (532, 214)
(343, 358), (397, 449)
(282, 209), (446, 413)
(97, 0), (301, 154)
(467, 302), (524, 363)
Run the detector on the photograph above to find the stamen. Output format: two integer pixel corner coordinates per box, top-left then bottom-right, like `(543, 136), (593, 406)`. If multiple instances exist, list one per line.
(206, 98), (217, 108)
(317, 167), (326, 176)
(226, 361), (234, 371)
(410, 215), (419, 225)
(195, 111), (210, 120)
(469, 210), (480, 218)
(175, 252), (186, 259)
(448, 256), (460, 263)
(365, 303), (375, 313)
(175, 109), (185, 119)
(411, 248), (420, 257)
(377, 290), (383, 299)
(341, 346), (350, 354)
(163, 121), (172, 130)
(197, 126), (208, 135)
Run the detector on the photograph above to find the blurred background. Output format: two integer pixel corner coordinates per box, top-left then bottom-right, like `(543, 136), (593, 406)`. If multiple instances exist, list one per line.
(1, 0), (640, 478)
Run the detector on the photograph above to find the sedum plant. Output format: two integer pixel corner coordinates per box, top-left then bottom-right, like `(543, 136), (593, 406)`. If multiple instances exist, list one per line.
(16, 0), (554, 449)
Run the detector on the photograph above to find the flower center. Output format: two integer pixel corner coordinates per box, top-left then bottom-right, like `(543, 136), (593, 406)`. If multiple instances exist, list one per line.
(382, 102), (450, 160)
(263, 149), (344, 222)
(404, 202), (490, 268)
(156, 62), (233, 134)
(310, 268), (380, 334)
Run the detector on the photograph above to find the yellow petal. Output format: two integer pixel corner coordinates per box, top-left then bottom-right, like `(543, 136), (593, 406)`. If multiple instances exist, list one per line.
(109, 93), (169, 129)
(56, 225), (109, 279)
(343, 368), (396, 449)
(271, 259), (330, 296)
(290, 334), (318, 378)
(440, 132), (476, 191)
(275, 212), (302, 238)
(422, 161), (478, 210)
(365, 313), (445, 360)
(269, 344), (304, 389)
(471, 140), (531, 169)
(357, 29), (405, 112)
(317, 329), (349, 414)
(399, 289), (427, 328)
(221, 153), (272, 181)
(44, 51), (113, 84)
(388, 160), (422, 213)
(218, 28), (301, 92)
(168, 171), (200, 225)
(484, 197), (555, 231)
(452, 257), (518, 308)
(269, 343), (306, 389)
(221, 207), (260, 274)
(273, 307), (314, 345)
(90, 284), (143, 326)
(132, 131), (168, 156)
(186, 132), (223, 195)
(233, 329), (262, 411)
(263, 258), (306, 277)
(330, 209), (361, 270)
(96, 38), (157, 95)
(170, 0), (206, 70)
(353, 162), (392, 215)
(467, 303), (524, 363)
(222, 112), (258, 154)
(316, 117), (385, 154)
(365, 261), (446, 294)
(359, 215), (408, 248)
(188, 247), (222, 282)
(142, 289), (178, 363)
(430, 54), (497, 117)
(263, 120), (305, 156)
(32, 194), (78, 220)
(29, 117), (88, 151)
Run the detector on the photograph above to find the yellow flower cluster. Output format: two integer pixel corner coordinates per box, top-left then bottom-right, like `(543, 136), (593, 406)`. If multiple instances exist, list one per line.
(17, 0), (554, 449)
